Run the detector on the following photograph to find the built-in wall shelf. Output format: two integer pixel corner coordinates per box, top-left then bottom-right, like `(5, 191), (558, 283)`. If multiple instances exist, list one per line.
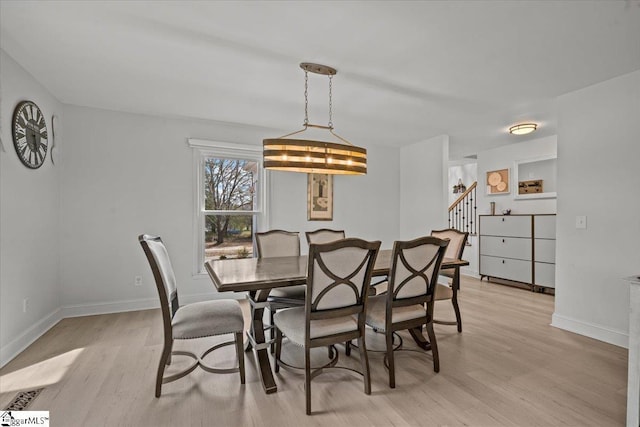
(514, 155), (557, 200)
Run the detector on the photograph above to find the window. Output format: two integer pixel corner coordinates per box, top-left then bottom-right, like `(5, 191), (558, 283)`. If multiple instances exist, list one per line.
(189, 139), (267, 274)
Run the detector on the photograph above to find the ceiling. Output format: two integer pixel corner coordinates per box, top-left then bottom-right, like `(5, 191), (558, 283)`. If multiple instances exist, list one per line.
(2, 1), (639, 159)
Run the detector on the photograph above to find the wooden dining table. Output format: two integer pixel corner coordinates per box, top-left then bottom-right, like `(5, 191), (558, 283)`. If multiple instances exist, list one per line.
(205, 249), (469, 394)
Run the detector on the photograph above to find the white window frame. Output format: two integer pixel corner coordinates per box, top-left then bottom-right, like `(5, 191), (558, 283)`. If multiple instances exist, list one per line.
(189, 138), (269, 276)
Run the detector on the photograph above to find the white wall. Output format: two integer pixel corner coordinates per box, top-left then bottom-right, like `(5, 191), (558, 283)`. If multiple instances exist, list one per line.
(553, 70), (640, 347)
(399, 135), (449, 240)
(466, 136), (557, 278)
(269, 146), (400, 252)
(476, 135), (557, 217)
(58, 105), (402, 316)
(59, 106), (263, 312)
(0, 50), (63, 365)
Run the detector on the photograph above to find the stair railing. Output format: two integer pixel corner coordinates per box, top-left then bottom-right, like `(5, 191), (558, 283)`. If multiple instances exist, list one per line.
(448, 181), (477, 235)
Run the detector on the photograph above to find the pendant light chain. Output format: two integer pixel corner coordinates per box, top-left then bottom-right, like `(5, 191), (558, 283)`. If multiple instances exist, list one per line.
(263, 62), (367, 175)
(303, 70), (309, 126)
(328, 75), (333, 129)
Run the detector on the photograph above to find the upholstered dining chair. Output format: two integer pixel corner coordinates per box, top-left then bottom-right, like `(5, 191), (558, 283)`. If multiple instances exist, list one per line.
(364, 236), (448, 388)
(139, 234), (245, 397)
(255, 230), (305, 346)
(305, 228), (345, 245)
(430, 228), (469, 332)
(273, 238), (381, 415)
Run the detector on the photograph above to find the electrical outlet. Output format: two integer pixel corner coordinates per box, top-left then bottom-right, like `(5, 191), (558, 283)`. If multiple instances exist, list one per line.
(134, 276), (143, 286)
(23, 298), (29, 313)
(576, 215), (587, 229)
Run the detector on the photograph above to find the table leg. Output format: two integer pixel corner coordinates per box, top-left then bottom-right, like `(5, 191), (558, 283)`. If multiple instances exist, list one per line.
(408, 327), (432, 350)
(248, 290), (278, 394)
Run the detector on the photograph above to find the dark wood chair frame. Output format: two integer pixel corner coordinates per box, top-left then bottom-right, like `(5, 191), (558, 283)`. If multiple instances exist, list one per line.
(139, 234), (245, 397)
(304, 228), (346, 245)
(274, 238), (381, 415)
(378, 236), (448, 388)
(430, 228), (469, 332)
(255, 229), (301, 259)
(255, 230), (305, 351)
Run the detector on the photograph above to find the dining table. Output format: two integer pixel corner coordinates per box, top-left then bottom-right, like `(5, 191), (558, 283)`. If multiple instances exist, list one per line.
(205, 248), (469, 394)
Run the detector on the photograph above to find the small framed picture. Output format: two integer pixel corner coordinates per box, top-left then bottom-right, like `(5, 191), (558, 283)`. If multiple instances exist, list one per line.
(486, 168), (510, 195)
(307, 173), (333, 221)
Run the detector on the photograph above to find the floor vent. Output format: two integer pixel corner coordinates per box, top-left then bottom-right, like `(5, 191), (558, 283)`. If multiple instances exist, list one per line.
(4, 388), (44, 411)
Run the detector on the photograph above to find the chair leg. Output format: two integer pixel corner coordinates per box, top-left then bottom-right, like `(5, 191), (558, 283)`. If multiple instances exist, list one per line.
(155, 340), (172, 397)
(357, 336), (371, 395)
(166, 343), (173, 366)
(305, 347), (312, 415)
(425, 320), (440, 373)
(166, 341), (173, 366)
(274, 327), (283, 373)
(345, 340), (352, 356)
(270, 309), (276, 354)
(386, 330), (396, 388)
(235, 332), (245, 384)
(452, 294), (462, 333)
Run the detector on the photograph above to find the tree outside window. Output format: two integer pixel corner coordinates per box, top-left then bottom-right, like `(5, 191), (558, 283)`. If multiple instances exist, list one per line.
(203, 157), (258, 261)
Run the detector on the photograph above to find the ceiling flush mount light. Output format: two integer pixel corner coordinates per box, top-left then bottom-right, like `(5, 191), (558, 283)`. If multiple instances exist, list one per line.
(509, 123), (538, 135)
(263, 63), (366, 175)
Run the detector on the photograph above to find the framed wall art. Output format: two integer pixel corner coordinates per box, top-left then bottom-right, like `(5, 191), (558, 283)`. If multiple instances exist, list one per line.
(486, 168), (510, 195)
(307, 173), (333, 220)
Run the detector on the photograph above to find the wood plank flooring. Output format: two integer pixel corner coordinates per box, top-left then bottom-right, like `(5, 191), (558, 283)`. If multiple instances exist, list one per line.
(0, 276), (627, 426)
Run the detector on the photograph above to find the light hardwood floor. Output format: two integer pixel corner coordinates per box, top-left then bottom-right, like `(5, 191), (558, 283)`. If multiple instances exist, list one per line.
(0, 276), (627, 426)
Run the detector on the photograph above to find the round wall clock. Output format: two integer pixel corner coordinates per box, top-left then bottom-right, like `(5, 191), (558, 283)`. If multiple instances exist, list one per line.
(12, 100), (48, 169)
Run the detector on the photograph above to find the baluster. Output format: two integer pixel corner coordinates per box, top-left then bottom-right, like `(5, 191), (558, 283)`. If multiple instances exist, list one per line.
(472, 186), (477, 234)
(465, 196), (469, 233)
(448, 182), (479, 234)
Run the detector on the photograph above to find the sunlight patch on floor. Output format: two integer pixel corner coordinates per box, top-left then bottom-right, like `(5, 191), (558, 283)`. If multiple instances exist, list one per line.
(0, 348), (84, 394)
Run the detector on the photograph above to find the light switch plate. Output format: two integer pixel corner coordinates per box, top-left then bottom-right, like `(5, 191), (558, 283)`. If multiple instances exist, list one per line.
(576, 216), (587, 229)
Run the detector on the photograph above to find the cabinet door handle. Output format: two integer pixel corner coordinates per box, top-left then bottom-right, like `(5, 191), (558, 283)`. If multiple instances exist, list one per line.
(502, 218), (505, 222)
(502, 239), (505, 243)
(502, 259), (505, 264)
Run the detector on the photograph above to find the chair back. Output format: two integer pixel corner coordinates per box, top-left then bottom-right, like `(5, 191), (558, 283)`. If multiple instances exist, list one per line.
(139, 234), (179, 344)
(431, 228), (468, 260)
(255, 230), (300, 258)
(306, 238), (380, 327)
(387, 236), (449, 308)
(305, 228), (345, 245)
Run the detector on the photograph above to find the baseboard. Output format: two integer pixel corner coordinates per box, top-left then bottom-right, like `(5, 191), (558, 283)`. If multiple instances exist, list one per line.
(61, 292), (245, 318)
(551, 313), (628, 348)
(61, 297), (160, 318)
(460, 268), (480, 279)
(0, 291), (246, 368)
(0, 308), (63, 368)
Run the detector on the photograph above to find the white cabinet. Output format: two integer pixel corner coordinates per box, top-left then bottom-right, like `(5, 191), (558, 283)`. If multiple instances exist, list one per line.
(480, 236), (532, 260)
(480, 255), (532, 284)
(479, 214), (556, 290)
(480, 215), (532, 238)
(534, 262), (556, 288)
(533, 215), (556, 289)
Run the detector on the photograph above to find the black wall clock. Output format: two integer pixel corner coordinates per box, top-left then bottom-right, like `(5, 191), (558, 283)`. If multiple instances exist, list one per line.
(12, 100), (48, 169)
